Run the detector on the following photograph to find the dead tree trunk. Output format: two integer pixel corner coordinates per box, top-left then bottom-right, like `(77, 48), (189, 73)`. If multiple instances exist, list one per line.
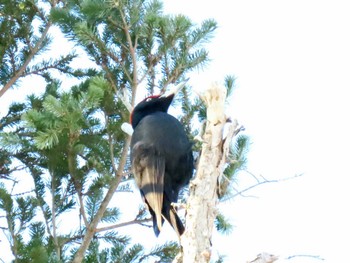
(176, 83), (234, 263)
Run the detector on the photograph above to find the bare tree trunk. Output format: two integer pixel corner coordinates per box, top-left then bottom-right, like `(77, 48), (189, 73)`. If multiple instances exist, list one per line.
(177, 83), (230, 263)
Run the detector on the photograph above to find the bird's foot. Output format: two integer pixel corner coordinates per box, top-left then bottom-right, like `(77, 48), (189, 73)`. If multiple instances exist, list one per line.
(171, 202), (186, 210)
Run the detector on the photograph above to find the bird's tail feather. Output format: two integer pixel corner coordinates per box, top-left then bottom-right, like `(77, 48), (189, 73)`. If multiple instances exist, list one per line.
(132, 142), (185, 237)
(142, 156), (165, 234)
(168, 206), (185, 237)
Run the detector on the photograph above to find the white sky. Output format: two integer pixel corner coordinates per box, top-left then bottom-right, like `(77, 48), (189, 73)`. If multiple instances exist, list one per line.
(162, 0), (350, 262)
(1, 0), (350, 262)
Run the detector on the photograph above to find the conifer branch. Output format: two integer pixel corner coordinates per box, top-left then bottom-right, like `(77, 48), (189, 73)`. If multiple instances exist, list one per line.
(34, 186), (53, 238)
(108, 129), (119, 178)
(72, 137), (131, 263)
(6, 211), (19, 262)
(67, 144), (89, 228)
(138, 62), (157, 86)
(0, 21), (52, 97)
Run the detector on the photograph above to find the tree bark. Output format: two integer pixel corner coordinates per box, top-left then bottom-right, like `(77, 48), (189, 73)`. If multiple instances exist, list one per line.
(178, 83), (229, 263)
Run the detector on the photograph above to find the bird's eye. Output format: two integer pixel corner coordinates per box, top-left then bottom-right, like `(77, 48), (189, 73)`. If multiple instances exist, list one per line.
(146, 98), (152, 102)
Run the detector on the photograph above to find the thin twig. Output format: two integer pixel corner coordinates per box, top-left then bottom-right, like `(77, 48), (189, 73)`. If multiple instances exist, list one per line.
(231, 172), (303, 199)
(95, 218), (151, 233)
(12, 189), (35, 196)
(286, 254), (325, 261)
(120, 8), (138, 105)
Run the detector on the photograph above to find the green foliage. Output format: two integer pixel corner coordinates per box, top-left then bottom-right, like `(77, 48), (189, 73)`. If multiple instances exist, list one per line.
(0, 102), (26, 129)
(214, 254), (227, 263)
(0, 77), (120, 261)
(85, 188), (121, 224)
(16, 196), (37, 228)
(0, 184), (55, 263)
(0, 0), (85, 94)
(0, 72), (183, 261)
(22, 77), (105, 150)
(226, 135), (250, 178)
(215, 212), (233, 235)
(140, 241), (180, 262)
(78, 236), (179, 263)
(0, 184), (14, 213)
(119, 243), (144, 263)
(51, 0), (216, 96)
(224, 75), (236, 97)
(0, 132), (23, 152)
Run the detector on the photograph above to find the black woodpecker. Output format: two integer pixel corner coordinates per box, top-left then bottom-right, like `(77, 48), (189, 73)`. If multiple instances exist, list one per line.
(130, 82), (193, 237)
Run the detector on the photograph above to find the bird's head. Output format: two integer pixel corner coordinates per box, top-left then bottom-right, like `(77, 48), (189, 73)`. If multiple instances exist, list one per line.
(130, 80), (188, 129)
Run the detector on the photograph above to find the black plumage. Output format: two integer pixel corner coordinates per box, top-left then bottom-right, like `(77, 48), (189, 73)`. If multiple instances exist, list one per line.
(130, 87), (193, 237)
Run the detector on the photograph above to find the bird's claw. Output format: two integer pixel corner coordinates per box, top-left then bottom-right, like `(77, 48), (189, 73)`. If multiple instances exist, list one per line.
(171, 202), (186, 210)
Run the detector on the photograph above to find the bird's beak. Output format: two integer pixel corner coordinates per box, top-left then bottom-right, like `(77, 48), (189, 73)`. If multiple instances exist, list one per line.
(160, 78), (189, 98)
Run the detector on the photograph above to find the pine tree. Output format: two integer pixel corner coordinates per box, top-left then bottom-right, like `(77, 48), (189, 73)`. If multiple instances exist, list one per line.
(0, 0), (249, 262)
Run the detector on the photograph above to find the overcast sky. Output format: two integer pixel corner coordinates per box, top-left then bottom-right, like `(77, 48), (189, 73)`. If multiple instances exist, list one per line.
(162, 0), (350, 262)
(2, 1), (350, 262)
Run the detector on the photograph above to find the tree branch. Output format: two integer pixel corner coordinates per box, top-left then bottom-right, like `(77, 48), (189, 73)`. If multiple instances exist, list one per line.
(286, 254), (325, 261)
(95, 218), (151, 233)
(67, 144), (89, 228)
(0, 21), (52, 97)
(120, 9), (138, 106)
(231, 172), (303, 199)
(51, 170), (60, 259)
(12, 189), (35, 196)
(72, 137), (131, 263)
